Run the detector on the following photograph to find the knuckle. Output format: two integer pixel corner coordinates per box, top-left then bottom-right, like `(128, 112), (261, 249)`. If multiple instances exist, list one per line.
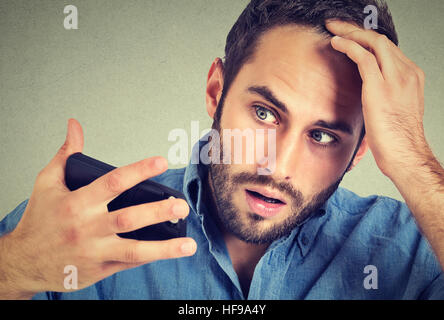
(154, 200), (170, 221)
(115, 211), (132, 232)
(35, 169), (49, 187)
(360, 52), (376, 65)
(104, 171), (123, 193)
(149, 203), (162, 223)
(404, 70), (420, 84)
(124, 244), (141, 263)
(63, 197), (80, 219)
(62, 225), (82, 245)
(57, 141), (73, 159)
(135, 159), (152, 177)
(376, 34), (389, 46)
(59, 200), (86, 244)
(138, 159), (152, 172)
(59, 141), (69, 154)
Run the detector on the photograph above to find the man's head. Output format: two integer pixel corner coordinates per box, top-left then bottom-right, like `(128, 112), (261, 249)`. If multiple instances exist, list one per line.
(204, 0), (397, 244)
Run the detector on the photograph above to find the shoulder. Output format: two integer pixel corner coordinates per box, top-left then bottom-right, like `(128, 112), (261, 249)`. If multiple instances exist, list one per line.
(325, 187), (431, 260)
(326, 187), (442, 277)
(328, 187), (414, 226)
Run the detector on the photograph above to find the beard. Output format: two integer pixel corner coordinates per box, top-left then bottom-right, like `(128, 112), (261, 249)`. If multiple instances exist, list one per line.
(206, 114), (345, 244)
(208, 160), (343, 244)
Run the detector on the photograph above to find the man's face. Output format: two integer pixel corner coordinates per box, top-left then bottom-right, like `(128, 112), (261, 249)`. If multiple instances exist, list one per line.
(207, 25), (365, 244)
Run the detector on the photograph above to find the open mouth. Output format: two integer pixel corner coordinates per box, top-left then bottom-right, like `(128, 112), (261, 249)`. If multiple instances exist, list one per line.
(245, 188), (287, 218)
(246, 190), (285, 204)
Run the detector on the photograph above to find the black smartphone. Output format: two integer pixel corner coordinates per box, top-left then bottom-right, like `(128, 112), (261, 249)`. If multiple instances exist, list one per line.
(65, 152), (187, 241)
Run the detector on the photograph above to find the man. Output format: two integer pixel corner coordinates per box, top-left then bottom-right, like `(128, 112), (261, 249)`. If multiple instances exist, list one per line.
(0, 0), (443, 299)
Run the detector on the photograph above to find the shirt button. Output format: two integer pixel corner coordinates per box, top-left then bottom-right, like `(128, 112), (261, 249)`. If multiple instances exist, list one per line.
(301, 235), (309, 246)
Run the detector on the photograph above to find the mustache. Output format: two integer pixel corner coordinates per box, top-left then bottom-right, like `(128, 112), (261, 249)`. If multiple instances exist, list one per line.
(231, 171), (304, 205)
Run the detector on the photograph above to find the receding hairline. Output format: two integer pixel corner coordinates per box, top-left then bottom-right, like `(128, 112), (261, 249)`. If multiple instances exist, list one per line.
(239, 22), (341, 69)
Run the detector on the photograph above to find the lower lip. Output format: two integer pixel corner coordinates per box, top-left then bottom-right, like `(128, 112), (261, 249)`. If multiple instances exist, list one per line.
(245, 190), (286, 218)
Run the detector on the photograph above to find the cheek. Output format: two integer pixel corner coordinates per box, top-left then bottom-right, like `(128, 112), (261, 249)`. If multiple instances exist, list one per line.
(294, 141), (354, 193)
(219, 103), (268, 167)
(221, 100), (258, 131)
(218, 96), (355, 192)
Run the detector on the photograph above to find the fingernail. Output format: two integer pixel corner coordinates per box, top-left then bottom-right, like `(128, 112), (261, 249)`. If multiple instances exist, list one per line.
(331, 36), (343, 45)
(181, 241), (196, 255)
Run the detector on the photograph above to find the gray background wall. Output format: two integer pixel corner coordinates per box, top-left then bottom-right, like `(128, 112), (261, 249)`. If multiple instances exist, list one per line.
(1, 0), (443, 219)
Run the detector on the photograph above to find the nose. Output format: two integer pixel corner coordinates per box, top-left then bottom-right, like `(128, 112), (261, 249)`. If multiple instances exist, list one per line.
(257, 130), (302, 181)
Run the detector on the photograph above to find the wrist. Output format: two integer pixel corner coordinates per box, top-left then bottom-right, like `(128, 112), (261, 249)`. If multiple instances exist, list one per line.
(0, 233), (38, 299)
(380, 131), (431, 180)
(387, 146), (444, 204)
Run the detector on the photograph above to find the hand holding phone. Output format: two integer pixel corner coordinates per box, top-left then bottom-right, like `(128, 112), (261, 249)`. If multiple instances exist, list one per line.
(0, 119), (196, 299)
(65, 152), (187, 241)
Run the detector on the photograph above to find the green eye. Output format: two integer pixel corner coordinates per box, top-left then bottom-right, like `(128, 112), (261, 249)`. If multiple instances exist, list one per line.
(255, 106), (277, 123)
(311, 130), (336, 144)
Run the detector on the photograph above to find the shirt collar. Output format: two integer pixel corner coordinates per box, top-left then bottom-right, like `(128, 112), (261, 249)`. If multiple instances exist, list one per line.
(182, 132), (211, 219)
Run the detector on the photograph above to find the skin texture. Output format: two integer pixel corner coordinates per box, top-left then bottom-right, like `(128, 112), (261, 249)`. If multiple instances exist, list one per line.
(0, 119), (197, 299)
(205, 22), (444, 295)
(326, 21), (444, 270)
(204, 25), (369, 296)
(0, 19), (443, 299)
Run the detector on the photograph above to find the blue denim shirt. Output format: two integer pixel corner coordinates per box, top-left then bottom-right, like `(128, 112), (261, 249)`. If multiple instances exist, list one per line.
(1, 139), (444, 299)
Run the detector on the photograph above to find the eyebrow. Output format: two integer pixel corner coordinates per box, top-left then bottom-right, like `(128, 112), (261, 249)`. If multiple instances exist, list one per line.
(247, 86), (288, 114)
(313, 120), (354, 135)
(247, 85), (354, 136)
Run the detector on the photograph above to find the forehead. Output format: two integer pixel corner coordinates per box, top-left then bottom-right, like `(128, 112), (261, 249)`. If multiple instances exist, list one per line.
(236, 24), (362, 119)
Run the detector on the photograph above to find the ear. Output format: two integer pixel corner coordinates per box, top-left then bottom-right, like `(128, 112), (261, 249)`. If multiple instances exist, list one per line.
(346, 135), (368, 172)
(206, 58), (224, 119)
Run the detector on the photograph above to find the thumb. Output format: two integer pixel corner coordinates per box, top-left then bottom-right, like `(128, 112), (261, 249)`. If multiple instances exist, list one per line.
(59, 118), (84, 158)
(45, 118), (84, 183)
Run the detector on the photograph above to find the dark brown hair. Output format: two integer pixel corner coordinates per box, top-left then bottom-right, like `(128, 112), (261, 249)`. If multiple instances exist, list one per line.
(215, 0), (398, 144)
(220, 0), (397, 100)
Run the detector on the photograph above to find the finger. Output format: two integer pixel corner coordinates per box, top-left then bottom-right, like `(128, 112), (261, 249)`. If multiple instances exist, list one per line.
(75, 156), (168, 206)
(38, 118), (84, 186)
(326, 20), (398, 50)
(330, 36), (384, 84)
(104, 198), (189, 235)
(326, 20), (403, 79)
(327, 20), (421, 73)
(103, 237), (197, 264)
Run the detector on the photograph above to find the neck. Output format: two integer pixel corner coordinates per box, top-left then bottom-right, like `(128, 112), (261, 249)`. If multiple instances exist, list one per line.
(204, 170), (269, 296)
